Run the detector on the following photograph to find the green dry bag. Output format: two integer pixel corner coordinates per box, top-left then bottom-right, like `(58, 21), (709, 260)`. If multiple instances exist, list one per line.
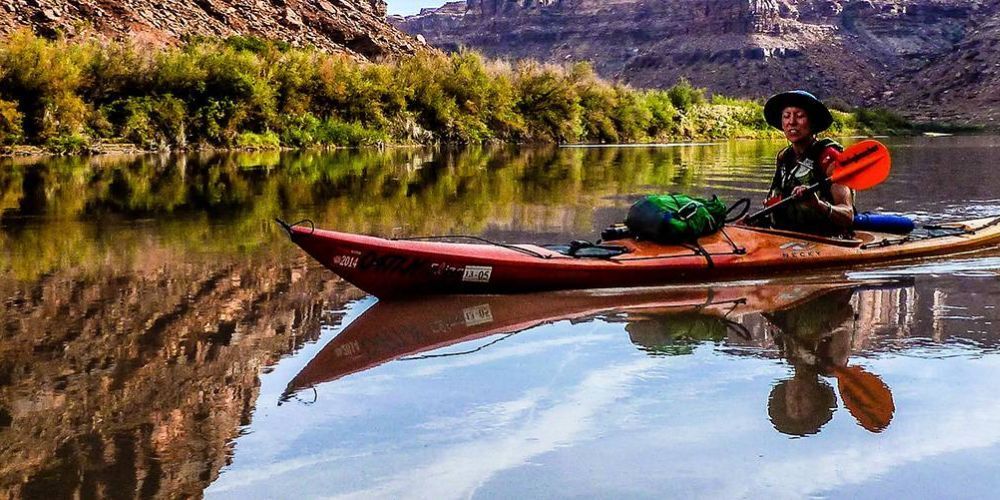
(625, 193), (727, 244)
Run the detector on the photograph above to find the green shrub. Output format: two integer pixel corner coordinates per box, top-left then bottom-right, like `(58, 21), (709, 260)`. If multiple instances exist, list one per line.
(0, 31), (918, 149)
(479, 61), (524, 140)
(152, 47), (209, 99)
(573, 64), (619, 143)
(642, 91), (677, 138)
(677, 103), (773, 139)
(0, 30), (94, 140)
(828, 109), (857, 134)
(0, 99), (23, 144)
(236, 130), (281, 150)
(514, 61), (582, 142)
(395, 53), (459, 139)
(612, 87), (653, 142)
(279, 112), (322, 147)
(38, 93), (90, 140)
(316, 119), (388, 147)
(854, 108), (912, 133)
(84, 42), (150, 103)
(87, 105), (115, 139)
(191, 98), (244, 145)
(440, 51), (495, 141)
(404, 50), (525, 142)
(667, 77), (706, 112)
(270, 48), (319, 116)
(45, 133), (91, 155)
(224, 35), (271, 54)
(578, 86), (619, 142)
(116, 95), (187, 147)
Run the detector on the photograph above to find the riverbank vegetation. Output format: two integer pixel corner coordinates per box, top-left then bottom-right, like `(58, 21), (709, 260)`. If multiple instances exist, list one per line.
(0, 30), (916, 154)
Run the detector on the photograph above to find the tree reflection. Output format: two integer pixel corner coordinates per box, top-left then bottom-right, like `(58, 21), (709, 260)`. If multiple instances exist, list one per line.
(1, 144), (777, 280)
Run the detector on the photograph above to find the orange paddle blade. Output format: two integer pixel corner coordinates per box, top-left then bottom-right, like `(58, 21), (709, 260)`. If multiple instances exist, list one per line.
(834, 364), (895, 433)
(830, 139), (891, 190)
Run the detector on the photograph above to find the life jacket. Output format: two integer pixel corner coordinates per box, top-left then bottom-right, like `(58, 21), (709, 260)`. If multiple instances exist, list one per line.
(767, 138), (851, 234)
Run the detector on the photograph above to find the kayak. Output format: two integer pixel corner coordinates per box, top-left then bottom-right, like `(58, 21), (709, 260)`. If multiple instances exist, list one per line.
(283, 279), (865, 396)
(278, 216), (1000, 299)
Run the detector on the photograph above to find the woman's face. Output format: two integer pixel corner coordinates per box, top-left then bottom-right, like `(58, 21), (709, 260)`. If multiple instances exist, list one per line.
(781, 106), (813, 144)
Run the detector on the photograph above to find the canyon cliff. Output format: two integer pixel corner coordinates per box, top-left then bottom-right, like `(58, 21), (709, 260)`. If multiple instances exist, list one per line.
(394, 0), (1000, 125)
(0, 0), (422, 60)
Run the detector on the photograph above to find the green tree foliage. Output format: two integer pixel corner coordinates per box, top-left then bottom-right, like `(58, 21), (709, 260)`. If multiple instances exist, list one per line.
(0, 31), (895, 152)
(667, 78), (706, 113)
(0, 99), (24, 145)
(515, 61), (583, 142)
(854, 108), (912, 133)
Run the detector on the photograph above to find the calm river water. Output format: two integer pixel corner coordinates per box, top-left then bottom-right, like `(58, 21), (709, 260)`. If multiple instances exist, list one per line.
(2, 136), (1000, 498)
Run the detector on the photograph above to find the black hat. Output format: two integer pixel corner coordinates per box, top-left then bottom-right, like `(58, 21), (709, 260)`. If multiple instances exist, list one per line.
(763, 90), (834, 133)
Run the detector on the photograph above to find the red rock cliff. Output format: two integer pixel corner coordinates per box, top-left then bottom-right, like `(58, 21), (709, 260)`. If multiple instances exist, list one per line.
(393, 0), (1000, 124)
(1, 0), (421, 60)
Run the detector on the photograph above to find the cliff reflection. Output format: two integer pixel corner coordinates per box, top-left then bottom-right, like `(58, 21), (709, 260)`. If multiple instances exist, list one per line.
(0, 240), (364, 498)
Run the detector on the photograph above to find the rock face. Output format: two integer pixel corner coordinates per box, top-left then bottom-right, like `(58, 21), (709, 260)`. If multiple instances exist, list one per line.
(394, 0), (1000, 124)
(0, 0), (421, 60)
(889, 1), (1000, 125)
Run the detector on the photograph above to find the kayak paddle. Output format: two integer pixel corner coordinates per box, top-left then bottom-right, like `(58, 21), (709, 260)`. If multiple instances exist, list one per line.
(832, 364), (895, 433)
(745, 139), (891, 225)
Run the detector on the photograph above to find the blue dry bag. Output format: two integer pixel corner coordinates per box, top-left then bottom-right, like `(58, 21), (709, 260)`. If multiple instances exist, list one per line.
(853, 213), (915, 234)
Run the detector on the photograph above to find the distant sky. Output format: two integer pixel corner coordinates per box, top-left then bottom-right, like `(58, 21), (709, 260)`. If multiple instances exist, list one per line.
(387, 0), (448, 16)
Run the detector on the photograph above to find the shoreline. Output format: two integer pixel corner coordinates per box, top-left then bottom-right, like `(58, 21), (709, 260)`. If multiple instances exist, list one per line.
(2, 129), (988, 160)
(0, 141), (403, 160)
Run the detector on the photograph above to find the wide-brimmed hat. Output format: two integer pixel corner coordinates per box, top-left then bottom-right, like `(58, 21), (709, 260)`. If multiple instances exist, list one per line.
(764, 90), (834, 133)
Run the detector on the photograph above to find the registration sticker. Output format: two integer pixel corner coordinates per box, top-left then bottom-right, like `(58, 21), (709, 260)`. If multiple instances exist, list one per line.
(463, 304), (494, 326)
(331, 254), (359, 269)
(462, 265), (493, 283)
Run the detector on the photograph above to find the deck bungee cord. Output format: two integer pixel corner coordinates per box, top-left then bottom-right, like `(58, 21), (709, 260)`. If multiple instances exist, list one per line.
(859, 215), (1000, 250)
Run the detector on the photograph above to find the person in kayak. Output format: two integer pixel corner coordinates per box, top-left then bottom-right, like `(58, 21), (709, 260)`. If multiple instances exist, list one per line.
(762, 91), (855, 235)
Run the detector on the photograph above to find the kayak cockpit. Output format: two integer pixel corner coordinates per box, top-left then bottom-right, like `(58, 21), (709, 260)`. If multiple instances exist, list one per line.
(543, 241), (631, 258)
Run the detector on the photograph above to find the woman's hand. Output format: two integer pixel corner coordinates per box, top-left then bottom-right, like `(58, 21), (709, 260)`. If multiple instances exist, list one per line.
(790, 185), (823, 208)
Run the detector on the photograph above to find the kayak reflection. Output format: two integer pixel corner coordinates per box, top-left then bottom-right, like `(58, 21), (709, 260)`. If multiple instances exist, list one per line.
(763, 287), (895, 436)
(283, 279), (899, 435)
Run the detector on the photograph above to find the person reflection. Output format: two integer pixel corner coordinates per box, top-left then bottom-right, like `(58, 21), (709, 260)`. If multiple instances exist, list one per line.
(764, 288), (894, 436)
(764, 289), (853, 436)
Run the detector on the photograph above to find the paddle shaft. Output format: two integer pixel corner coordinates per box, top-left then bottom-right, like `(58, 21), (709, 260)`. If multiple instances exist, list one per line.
(745, 179), (828, 224)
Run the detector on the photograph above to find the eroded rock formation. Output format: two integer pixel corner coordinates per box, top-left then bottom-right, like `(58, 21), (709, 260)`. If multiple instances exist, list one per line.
(0, 0), (421, 60)
(394, 0), (999, 124)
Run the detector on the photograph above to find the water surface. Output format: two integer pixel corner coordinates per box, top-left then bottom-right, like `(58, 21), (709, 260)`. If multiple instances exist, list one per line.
(2, 136), (999, 498)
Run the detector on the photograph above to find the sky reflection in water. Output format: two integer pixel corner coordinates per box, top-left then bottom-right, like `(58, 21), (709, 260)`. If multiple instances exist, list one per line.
(210, 271), (1000, 499)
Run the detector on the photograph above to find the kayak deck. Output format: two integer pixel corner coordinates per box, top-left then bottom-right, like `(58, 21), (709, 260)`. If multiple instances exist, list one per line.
(282, 217), (1000, 299)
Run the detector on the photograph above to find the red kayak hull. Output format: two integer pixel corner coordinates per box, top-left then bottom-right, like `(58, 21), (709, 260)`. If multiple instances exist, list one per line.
(285, 217), (1000, 299)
